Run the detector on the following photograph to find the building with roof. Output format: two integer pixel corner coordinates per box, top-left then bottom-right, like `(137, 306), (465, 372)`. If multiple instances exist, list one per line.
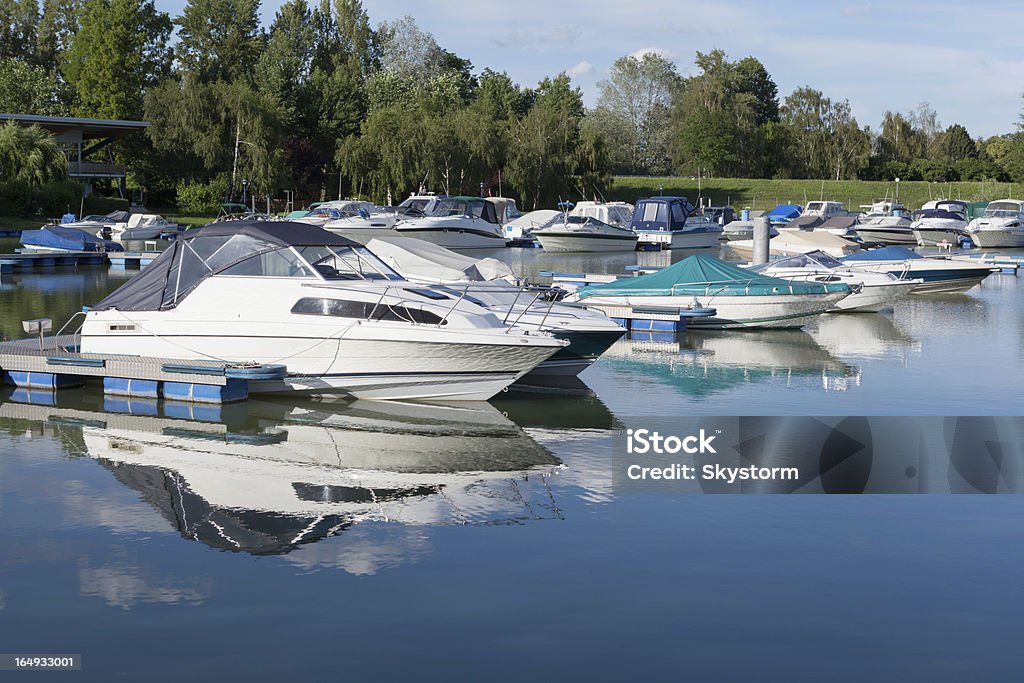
(0, 113), (148, 195)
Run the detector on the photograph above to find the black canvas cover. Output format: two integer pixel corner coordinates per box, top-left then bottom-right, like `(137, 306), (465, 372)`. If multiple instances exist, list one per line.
(93, 221), (360, 312)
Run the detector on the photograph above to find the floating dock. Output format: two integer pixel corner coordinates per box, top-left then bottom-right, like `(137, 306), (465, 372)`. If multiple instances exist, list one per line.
(0, 250), (163, 273)
(950, 253), (1022, 274)
(0, 335), (285, 404)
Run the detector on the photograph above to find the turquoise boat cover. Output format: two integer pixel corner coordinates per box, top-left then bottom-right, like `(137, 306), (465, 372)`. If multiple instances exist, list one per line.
(577, 254), (849, 298)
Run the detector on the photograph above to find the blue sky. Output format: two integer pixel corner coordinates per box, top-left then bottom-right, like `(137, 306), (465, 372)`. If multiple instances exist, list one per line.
(162, 0), (1023, 138)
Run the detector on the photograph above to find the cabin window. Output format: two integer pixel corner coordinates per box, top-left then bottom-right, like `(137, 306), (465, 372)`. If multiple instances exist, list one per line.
(671, 202), (688, 224)
(641, 202), (660, 222)
(220, 248), (314, 277)
(291, 297), (446, 325)
(297, 245), (402, 281)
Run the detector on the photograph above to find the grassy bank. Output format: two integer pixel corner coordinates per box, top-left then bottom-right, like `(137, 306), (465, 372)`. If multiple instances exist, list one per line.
(608, 177), (1019, 212)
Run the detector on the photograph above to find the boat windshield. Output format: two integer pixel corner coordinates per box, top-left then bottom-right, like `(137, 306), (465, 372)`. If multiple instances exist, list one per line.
(428, 198), (485, 218)
(985, 202), (1023, 216)
(296, 245), (403, 281)
(752, 250), (844, 272)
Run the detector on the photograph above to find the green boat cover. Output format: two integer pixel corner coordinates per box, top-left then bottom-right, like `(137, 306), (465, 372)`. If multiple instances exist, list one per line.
(577, 254), (850, 298)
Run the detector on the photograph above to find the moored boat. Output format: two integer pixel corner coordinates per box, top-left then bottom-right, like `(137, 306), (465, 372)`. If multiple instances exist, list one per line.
(911, 200), (969, 247)
(534, 215), (639, 252)
(839, 246), (997, 293)
(630, 196), (723, 250)
(393, 196), (511, 249)
(20, 224), (124, 253)
(78, 221), (566, 400)
(965, 199), (1024, 248)
(566, 254), (851, 329)
(748, 249), (920, 312)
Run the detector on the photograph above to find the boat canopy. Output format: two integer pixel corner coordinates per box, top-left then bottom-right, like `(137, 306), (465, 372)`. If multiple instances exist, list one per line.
(21, 225), (124, 252)
(749, 249), (846, 272)
(426, 196), (499, 223)
(93, 221), (361, 312)
(840, 246), (923, 262)
(366, 236), (517, 283)
(576, 254), (849, 298)
(630, 196), (695, 232)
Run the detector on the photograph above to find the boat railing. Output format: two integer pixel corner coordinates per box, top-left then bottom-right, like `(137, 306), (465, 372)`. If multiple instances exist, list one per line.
(54, 310), (88, 351)
(667, 278), (836, 296)
(300, 281), (564, 331)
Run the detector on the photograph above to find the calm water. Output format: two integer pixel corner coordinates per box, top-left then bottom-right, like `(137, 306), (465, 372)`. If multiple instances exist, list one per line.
(1, 242), (1023, 680)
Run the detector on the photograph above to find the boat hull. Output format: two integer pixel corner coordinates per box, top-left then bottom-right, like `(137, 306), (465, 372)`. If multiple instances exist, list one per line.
(968, 229), (1024, 248)
(831, 280), (918, 312)
(578, 293), (848, 329)
(79, 328), (561, 401)
(535, 232), (638, 253)
(634, 228), (722, 250)
(844, 262), (994, 293)
(913, 228), (969, 247)
(854, 227), (917, 245)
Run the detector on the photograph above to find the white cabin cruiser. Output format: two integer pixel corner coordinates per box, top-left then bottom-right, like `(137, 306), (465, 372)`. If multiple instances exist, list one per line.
(393, 196), (511, 249)
(366, 236), (626, 376)
(965, 199), (1024, 248)
(911, 200), (969, 247)
(727, 230), (860, 259)
(747, 250), (920, 312)
(78, 221), (565, 400)
(503, 209), (561, 242)
(855, 200), (916, 245)
(534, 215), (639, 252)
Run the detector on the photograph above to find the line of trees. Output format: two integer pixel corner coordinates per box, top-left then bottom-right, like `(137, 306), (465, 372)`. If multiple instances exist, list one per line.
(3, 0), (1024, 212)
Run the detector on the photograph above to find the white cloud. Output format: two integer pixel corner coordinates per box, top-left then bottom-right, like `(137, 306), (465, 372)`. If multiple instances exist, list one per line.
(566, 61), (594, 78)
(629, 47), (676, 61)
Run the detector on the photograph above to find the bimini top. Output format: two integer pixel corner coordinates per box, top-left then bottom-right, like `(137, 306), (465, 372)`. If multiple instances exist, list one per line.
(577, 254), (849, 298)
(841, 246), (923, 262)
(92, 221), (365, 312)
(630, 196), (696, 232)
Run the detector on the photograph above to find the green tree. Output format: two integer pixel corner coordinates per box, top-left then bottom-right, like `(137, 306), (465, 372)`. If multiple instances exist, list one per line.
(944, 124), (978, 162)
(506, 74), (592, 209)
(780, 86), (868, 179)
(175, 0), (262, 83)
(65, 0), (172, 120)
(0, 120), (67, 186)
(592, 52), (681, 175)
(672, 49), (779, 177)
(255, 0), (314, 126)
(35, 0), (80, 68)
(0, 0), (37, 60)
(0, 57), (71, 115)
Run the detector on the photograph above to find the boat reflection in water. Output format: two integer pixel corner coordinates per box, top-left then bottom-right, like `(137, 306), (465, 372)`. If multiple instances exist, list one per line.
(0, 392), (563, 570)
(810, 312), (921, 362)
(601, 328), (861, 395)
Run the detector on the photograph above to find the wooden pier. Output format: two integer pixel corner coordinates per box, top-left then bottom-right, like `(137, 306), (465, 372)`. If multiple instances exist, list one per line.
(0, 335), (285, 404)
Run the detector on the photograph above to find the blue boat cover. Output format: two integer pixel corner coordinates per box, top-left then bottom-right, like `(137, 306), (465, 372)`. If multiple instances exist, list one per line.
(767, 205), (803, 219)
(840, 246), (922, 262)
(20, 225), (124, 252)
(577, 254), (849, 298)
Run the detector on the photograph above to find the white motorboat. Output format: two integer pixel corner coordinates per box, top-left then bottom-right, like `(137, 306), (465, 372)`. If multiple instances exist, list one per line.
(503, 209), (561, 242)
(855, 200), (916, 245)
(727, 230), (860, 259)
(911, 200), (969, 247)
(840, 246), (997, 293)
(78, 221), (565, 400)
(567, 254), (851, 329)
(534, 215), (639, 252)
(393, 196), (511, 249)
(630, 196), (723, 250)
(366, 236), (626, 377)
(747, 250), (920, 312)
(112, 213), (181, 241)
(965, 199), (1024, 248)
(318, 200), (398, 242)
